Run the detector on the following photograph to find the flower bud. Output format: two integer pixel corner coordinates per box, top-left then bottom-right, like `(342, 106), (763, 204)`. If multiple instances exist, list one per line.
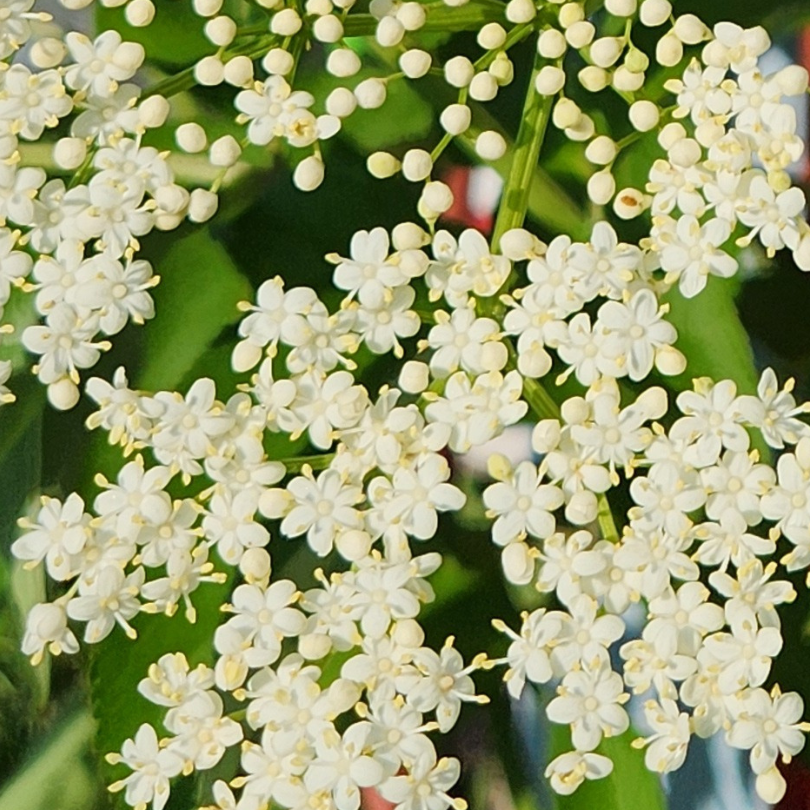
(658, 121), (685, 150)
(336, 529), (372, 561)
(535, 65), (565, 95)
(612, 65), (645, 91)
(476, 130), (507, 161)
(469, 71), (498, 101)
(565, 491), (598, 525)
(444, 55), (474, 88)
(673, 13), (709, 44)
(655, 32), (683, 66)
(176, 122), (207, 153)
(655, 345), (686, 376)
(188, 188), (219, 222)
(400, 49), (431, 79)
(209, 135), (241, 168)
(231, 340), (263, 372)
(639, 0), (670, 26)
(299, 633), (332, 660)
(326, 48), (361, 77)
(313, 14), (344, 42)
(399, 360), (430, 393)
(565, 114), (594, 142)
(367, 151), (401, 179)
(154, 184), (190, 215)
(605, 0), (636, 16)
(532, 419), (561, 454)
(204, 14), (236, 45)
(123, 0), (154, 24)
(306, 0), (331, 14)
(392, 221), (428, 249)
(48, 378), (79, 410)
(628, 99), (659, 131)
(30, 37), (67, 68)
(263, 47), (294, 75)
(565, 20), (595, 49)
(585, 135), (617, 165)
(224, 55), (254, 86)
(578, 65), (608, 92)
(239, 548), (271, 583)
(478, 22), (507, 50)
(755, 767), (787, 806)
(501, 542), (534, 585)
(326, 87), (357, 117)
(391, 619), (424, 648)
(506, 0), (535, 23)
(558, 1), (584, 27)
(500, 228), (543, 260)
(139, 94), (170, 128)
(590, 36), (623, 67)
(421, 180), (454, 213)
(59, 0), (94, 9)
(402, 149), (433, 181)
(271, 8), (303, 35)
(194, 55), (224, 85)
(354, 78), (387, 109)
(54, 137), (87, 170)
(398, 2), (426, 29)
(489, 53), (514, 86)
(293, 156), (325, 191)
(193, 0), (222, 15)
(376, 16), (405, 46)
(777, 65), (809, 96)
(537, 28), (566, 59)
(552, 97), (581, 129)
(624, 47), (650, 74)
(613, 187), (647, 219)
(440, 103), (471, 135)
(587, 170), (615, 205)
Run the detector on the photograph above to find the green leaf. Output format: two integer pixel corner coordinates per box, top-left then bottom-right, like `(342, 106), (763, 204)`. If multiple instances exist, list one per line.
(663, 276), (759, 394)
(552, 730), (666, 810)
(90, 574), (232, 787)
(305, 70), (433, 152)
(138, 227), (252, 391)
(0, 711), (97, 810)
(96, 0), (210, 68)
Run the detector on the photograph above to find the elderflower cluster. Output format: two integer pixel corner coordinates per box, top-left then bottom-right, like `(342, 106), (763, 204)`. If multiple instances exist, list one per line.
(8, 0), (810, 809)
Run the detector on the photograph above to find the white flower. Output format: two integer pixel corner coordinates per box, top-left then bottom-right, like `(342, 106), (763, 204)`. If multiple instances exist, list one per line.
(737, 175), (805, 257)
(64, 31), (144, 97)
(736, 367), (810, 449)
(304, 724), (384, 810)
(727, 687), (810, 774)
(549, 594), (625, 673)
(12, 493), (91, 581)
(107, 724), (184, 810)
(700, 450), (775, 525)
(0, 65), (72, 140)
(21, 601), (79, 664)
(495, 608), (562, 698)
(544, 750), (613, 796)
(709, 559), (795, 629)
(633, 698), (691, 773)
(379, 743), (464, 810)
(203, 490), (269, 565)
(426, 306), (505, 378)
(598, 289), (680, 382)
(703, 605), (782, 694)
(67, 565), (144, 642)
(353, 283), (420, 357)
(137, 652), (215, 708)
(659, 215), (737, 298)
(546, 658), (629, 751)
(483, 459), (563, 545)
(280, 467), (364, 556)
(166, 691), (243, 772)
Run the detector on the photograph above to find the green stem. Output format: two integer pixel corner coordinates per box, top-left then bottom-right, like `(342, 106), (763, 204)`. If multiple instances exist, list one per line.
(278, 453), (336, 473)
(489, 51), (554, 252)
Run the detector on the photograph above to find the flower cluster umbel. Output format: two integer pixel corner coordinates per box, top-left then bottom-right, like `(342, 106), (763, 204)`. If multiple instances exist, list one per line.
(8, 0), (810, 808)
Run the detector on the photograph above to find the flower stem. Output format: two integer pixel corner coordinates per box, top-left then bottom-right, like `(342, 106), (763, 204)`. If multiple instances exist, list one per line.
(489, 51), (554, 252)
